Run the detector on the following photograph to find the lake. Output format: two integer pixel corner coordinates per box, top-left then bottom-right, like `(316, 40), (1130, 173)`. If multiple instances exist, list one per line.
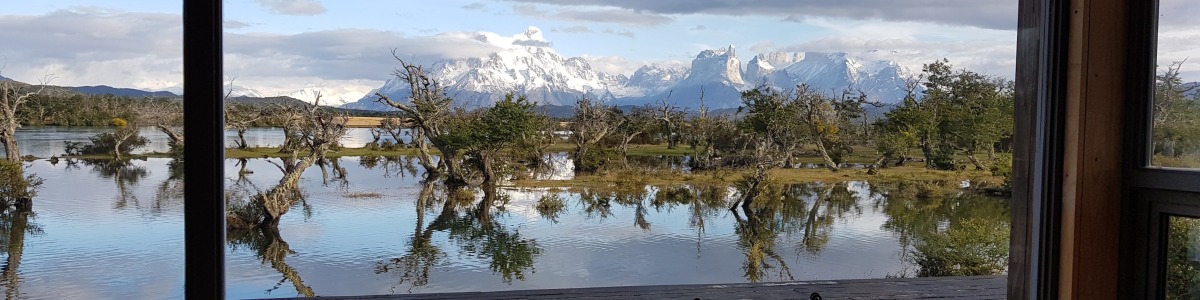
(0, 127), (1009, 299)
(5, 126), (410, 158)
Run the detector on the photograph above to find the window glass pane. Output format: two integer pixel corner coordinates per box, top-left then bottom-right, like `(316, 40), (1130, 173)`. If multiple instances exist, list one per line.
(1151, 0), (1200, 168)
(223, 1), (1014, 297)
(1167, 216), (1200, 300)
(0, 1), (186, 298)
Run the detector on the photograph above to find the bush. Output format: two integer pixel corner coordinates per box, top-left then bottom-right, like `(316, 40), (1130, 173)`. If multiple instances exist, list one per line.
(990, 155), (1013, 191)
(912, 218), (1009, 277)
(0, 160), (43, 208)
(574, 147), (619, 173)
(64, 127), (149, 157)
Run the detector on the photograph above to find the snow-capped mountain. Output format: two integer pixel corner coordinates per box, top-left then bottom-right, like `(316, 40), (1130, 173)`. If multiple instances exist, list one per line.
(225, 84), (263, 98)
(678, 45), (745, 88)
(147, 82), (265, 98)
(751, 51), (913, 104)
(618, 62), (688, 97)
(745, 52), (805, 86)
(279, 85), (371, 107)
(342, 27), (916, 112)
(343, 27), (623, 110)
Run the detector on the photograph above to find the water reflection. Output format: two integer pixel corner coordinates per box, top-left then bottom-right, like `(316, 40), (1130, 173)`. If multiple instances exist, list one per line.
(69, 159), (151, 210)
(227, 227), (315, 297)
(0, 208), (39, 300)
(377, 183), (543, 292)
(871, 181), (1011, 277)
(0, 154), (1011, 298)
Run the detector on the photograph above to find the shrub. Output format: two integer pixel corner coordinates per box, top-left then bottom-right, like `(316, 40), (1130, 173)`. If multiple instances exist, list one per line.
(64, 127), (149, 157)
(574, 147), (619, 173)
(912, 218), (1009, 277)
(0, 160), (43, 208)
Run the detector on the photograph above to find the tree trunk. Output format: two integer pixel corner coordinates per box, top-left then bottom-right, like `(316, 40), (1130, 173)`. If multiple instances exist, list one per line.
(113, 140), (124, 161)
(237, 128), (249, 149)
(1, 131), (18, 162)
(156, 125), (184, 149)
(967, 154), (986, 170)
(258, 153), (317, 228)
(480, 151), (497, 184)
(435, 144), (464, 184)
(411, 128), (439, 178)
(810, 138), (841, 172)
(919, 138), (935, 169)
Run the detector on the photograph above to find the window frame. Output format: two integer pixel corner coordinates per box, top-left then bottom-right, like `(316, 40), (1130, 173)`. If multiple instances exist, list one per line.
(1121, 0), (1200, 298)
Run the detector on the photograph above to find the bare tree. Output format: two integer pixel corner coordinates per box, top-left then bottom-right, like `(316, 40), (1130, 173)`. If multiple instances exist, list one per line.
(570, 97), (621, 169)
(137, 99), (184, 155)
(374, 54), (464, 183)
(224, 79), (265, 149)
(252, 93), (348, 227)
(0, 72), (48, 161)
(654, 91), (685, 149)
(616, 105), (656, 157)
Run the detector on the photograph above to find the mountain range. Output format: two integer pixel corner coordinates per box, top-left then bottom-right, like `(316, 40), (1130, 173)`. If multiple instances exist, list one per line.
(343, 26), (915, 111)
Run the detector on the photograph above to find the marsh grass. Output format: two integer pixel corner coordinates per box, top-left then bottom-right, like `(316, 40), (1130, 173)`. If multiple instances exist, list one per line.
(344, 191), (384, 199)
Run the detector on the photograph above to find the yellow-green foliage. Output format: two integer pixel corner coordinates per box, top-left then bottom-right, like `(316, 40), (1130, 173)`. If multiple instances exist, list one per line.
(1166, 217), (1200, 300)
(912, 218), (1010, 277)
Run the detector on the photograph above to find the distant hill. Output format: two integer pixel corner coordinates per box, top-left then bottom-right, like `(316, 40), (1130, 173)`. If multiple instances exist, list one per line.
(69, 85), (179, 98)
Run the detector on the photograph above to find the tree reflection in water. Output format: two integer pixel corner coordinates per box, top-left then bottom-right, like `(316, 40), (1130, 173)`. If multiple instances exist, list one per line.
(358, 155), (419, 179)
(0, 207), (40, 300)
(227, 226), (315, 297)
(377, 183), (543, 292)
(224, 158), (328, 297)
(71, 159), (150, 210)
(872, 181), (1010, 277)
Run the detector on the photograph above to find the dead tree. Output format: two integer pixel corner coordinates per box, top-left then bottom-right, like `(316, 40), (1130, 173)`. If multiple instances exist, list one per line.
(654, 91), (684, 149)
(374, 55), (464, 183)
(0, 74), (48, 161)
(570, 97), (621, 170)
(255, 93), (348, 227)
(138, 99), (185, 154)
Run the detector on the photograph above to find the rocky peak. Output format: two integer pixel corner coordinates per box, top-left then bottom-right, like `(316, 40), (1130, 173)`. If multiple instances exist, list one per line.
(681, 45), (745, 87)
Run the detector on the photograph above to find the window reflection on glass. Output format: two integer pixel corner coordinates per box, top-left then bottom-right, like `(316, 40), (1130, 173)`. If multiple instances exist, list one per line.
(1151, 0), (1200, 168)
(1167, 216), (1200, 300)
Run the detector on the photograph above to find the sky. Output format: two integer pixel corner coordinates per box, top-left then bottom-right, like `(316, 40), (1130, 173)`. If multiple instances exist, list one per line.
(0, 0), (1194, 104)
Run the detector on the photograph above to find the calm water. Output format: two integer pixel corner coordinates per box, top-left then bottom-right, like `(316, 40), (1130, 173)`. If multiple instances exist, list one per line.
(6, 126), (409, 158)
(0, 152), (1009, 299)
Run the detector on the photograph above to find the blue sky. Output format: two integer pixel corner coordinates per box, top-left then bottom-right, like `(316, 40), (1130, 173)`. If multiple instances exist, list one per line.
(9, 0), (1191, 104)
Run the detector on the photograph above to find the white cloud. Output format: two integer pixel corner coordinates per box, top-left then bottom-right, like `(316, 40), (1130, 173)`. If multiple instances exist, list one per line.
(580, 55), (636, 75)
(255, 0), (327, 16)
(500, 0), (1015, 30)
(513, 4), (674, 27)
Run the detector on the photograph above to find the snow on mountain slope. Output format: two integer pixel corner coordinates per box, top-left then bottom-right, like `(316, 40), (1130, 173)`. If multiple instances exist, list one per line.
(344, 28), (917, 111)
(344, 27), (623, 110)
(748, 51), (914, 104)
(678, 45), (744, 88)
(618, 62), (687, 97)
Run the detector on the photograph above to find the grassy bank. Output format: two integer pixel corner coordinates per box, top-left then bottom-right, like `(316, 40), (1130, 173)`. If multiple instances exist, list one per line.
(511, 165), (1002, 189)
